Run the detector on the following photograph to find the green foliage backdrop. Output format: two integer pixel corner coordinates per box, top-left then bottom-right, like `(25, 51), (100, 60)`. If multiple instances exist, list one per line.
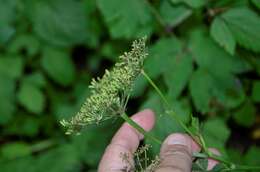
(0, 0), (260, 171)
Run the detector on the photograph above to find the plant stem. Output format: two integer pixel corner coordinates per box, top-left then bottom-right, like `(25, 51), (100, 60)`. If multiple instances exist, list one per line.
(141, 70), (195, 140)
(208, 153), (233, 166)
(167, 110), (198, 143)
(232, 165), (260, 171)
(142, 70), (228, 164)
(195, 152), (260, 171)
(121, 112), (162, 145)
(141, 70), (260, 171)
(141, 70), (169, 107)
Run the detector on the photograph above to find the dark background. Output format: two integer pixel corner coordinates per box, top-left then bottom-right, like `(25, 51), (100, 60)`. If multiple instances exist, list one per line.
(0, 0), (260, 171)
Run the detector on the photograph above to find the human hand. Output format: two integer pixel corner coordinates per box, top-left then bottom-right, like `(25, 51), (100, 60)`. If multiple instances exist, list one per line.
(98, 109), (219, 172)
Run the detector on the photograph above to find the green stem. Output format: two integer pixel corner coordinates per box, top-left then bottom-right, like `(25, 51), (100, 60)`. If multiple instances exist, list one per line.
(195, 153), (260, 171)
(167, 110), (198, 142)
(193, 152), (230, 165)
(121, 112), (162, 145)
(193, 152), (208, 158)
(232, 165), (260, 171)
(208, 154), (233, 166)
(141, 70), (260, 171)
(141, 70), (169, 107)
(141, 70), (195, 140)
(196, 152), (260, 171)
(142, 70), (227, 164)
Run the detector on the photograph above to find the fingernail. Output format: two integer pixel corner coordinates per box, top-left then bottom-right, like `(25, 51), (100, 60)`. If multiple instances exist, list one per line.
(166, 134), (187, 146)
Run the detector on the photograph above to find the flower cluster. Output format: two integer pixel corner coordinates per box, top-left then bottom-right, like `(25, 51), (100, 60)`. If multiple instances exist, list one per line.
(60, 38), (148, 135)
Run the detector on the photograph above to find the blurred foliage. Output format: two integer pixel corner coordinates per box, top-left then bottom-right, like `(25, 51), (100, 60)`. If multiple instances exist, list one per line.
(0, 0), (260, 171)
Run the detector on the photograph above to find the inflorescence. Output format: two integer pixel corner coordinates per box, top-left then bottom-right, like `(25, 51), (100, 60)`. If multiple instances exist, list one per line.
(60, 38), (148, 135)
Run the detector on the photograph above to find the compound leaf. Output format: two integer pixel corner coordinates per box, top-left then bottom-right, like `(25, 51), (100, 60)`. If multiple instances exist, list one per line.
(222, 7), (260, 52)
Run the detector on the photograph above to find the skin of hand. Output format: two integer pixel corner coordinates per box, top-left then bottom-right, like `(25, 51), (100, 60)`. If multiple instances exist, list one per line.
(98, 109), (219, 172)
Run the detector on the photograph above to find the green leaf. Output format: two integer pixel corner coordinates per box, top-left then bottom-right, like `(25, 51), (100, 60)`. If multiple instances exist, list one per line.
(189, 29), (250, 76)
(211, 0), (248, 8)
(8, 34), (40, 57)
(97, 0), (153, 38)
(189, 69), (213, 113)
(41, 47), (76, 86)
(210, 17), (236, 55)
(144, 37), (182, 79)
(163, 53), (193, 99)
(233, 100), (256, 127)
(244, 146), (260, 168)
(251, 56), (260, 76)
(192, 158), (208, 171)
(160, 0), (192, 28)
(100, 41), (128, 62)
(252, 0), (260, 9)
(23, 72), (47, 89)
(1, 142), (31, 159)
(72, 122), (118, 167)
(17, 81), (45, 114)
(0, 0), (16, 43)
(171, 0), (205, 8)
(0, 26), (15, 44)
(226, 148), (243, 164)
(188, 115), (200, 137)
(0, 156), (35, 172)
(0, 56), (24, 79)
(203, 118), (230, 150)
(31, 0), (88, 47)
(131, 74), (148, 98)
(222, 7), (260, 52)
(212, 73), (245, 109)
(189, 68), (245, 113)
(81, 0), (103, 48)
(5, 114), (40, 137)
(0, 0), (16, 24)
(252, 80), (260, 102)
(72, 76), (91, 102)
(34, 144), (80, 172)
(0, 74), (16, 125)
(210, 163), (226, 172)
(54, 102), (77, 122)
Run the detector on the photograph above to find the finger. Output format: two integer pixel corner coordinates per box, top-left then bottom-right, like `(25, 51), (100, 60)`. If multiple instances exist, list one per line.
(98, 109), (155, 172)
(156, 133), (198, 172)
(191, 138), (201, 153)
(207, 148), (220, 170)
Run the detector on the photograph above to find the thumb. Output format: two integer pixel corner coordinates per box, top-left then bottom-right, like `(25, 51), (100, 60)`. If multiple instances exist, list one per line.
(156, 134), (193, 172)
